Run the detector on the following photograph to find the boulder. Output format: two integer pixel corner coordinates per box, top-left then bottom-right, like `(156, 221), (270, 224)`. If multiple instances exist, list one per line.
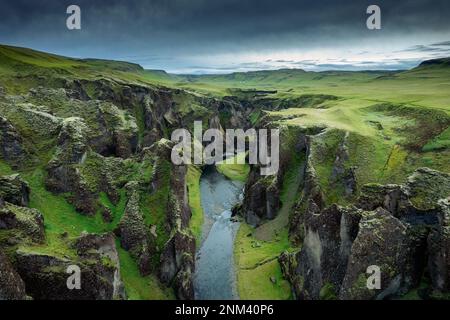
(117, 182), (155, 275)
(339, 208), (416, 300)
(284, 168), (450, 300)
(282, 202), (361, 299)
(73, 232), (126, 299)
(0, 202), (45, 244)
(0, 251), (28, 300)
(46, 118), (97, 215)
(159, 230), (196, 300)
(0, 174), (30, 207)
(427, 199), (450, 293)
(0, 116), (28, 167)
(15, 233), (125, 300)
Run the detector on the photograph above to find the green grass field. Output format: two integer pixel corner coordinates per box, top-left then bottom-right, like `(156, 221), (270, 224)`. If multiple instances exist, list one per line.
(216, 153), (250, 182)
(234, 223), (292, 300)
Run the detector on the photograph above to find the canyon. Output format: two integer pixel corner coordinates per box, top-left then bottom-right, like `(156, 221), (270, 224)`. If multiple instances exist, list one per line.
(0, 45), (449, 300)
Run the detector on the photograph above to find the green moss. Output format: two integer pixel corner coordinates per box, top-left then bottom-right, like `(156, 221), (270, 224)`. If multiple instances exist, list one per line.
(116, 239), (174, 300)
(141, 159), (171, 249)
(234, 223), (293, 300)
(216, 153), (250, 182)
(98, 190), (127, 229)
(320, 282), (337, 300)
(422, 127), (450, 152)
(249, 110), (262, 125)
(0, 160), (13, 176)
(186, 165), (203, 243)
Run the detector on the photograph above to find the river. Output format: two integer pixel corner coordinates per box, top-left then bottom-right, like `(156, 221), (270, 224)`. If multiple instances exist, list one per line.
(193, 166), (244, 300)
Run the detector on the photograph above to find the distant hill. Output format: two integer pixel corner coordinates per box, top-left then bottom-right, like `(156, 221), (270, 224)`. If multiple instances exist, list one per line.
(418, 57), (450, 68)
(0, 44), (179, 88)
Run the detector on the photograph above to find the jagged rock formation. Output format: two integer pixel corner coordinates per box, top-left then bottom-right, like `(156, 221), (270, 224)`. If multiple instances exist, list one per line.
(0, 171), (125, 300)
(240, 125), (323, 226)
(117, 181), (155, 276)
(0, 117), (28, 168)
(280, 168), (450, 300)
(45, 117), (97, 215)
(16, 232), (125, 300)
(150, 140), (196, 300)
(1, 75), (245, 299)
(0, 251), (28, 300)
(0, 174), (30, 207)
(0, 175), (45, 245)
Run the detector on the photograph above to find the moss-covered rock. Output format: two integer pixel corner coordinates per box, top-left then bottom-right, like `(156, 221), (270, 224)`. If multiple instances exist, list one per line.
(406, 168), (450, 211)
(0, 116), (28, 168)
(0, 202), (45, 244)
(117, 182), (155, 276)
(0, 251), (28, 300)
(0, 174), (30, 207)
(339, 208), (415, 300)
(284, 168), (450, 300)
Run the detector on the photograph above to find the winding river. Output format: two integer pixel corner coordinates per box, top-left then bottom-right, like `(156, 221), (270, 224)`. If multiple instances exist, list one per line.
(193, 166), (244, 300)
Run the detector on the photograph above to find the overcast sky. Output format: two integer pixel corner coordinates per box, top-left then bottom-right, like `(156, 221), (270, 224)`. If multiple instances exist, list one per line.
(0, 0), (450, 73)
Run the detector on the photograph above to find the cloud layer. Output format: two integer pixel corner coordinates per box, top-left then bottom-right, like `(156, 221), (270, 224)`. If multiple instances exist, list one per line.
(0, 0), (449, 73)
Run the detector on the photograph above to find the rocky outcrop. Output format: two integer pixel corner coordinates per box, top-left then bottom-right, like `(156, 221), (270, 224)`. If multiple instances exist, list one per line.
(0, 174), (30, 207)
(240, 127), (310, 226)
(0, 173), (45, 246)
(45, 117), (97, 215)
(0, 251), (28, 300)
(11, 104), (61, 138)
(0, 116), (28, 168)
(281, 203), (361, 299)
(117, 181), (155, 276)
(241, 172), (280, 226)
(339, 208), (417, 300)
(147, 139), (196, 300)
(159, 231), (195, 300)
(427, 199), (450, 294)
(73, 232), (126, 299)
(0, 202), (45, 244)
(289, 155), (325, 244)
(15, 233), (125, 300)
(89, 102), (139, 158)
(330, 132), (357, 197)
(281, 168), (450, 300)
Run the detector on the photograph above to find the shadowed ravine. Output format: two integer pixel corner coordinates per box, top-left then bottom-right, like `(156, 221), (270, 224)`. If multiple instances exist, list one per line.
(193, 166), (244, 300)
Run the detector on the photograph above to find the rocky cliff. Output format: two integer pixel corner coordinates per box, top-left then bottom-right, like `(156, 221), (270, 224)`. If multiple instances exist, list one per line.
(280, 168), (450, 299)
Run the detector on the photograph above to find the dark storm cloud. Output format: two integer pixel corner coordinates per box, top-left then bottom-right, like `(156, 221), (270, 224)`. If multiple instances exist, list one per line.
(0, 0), (450, 72)
(431, 41), (450, 46)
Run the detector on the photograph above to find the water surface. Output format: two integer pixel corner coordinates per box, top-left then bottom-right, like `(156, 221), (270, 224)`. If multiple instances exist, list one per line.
(194, 166), (244, 300)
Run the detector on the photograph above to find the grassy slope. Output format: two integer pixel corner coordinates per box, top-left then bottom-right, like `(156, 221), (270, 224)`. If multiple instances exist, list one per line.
(186, 165), (204, 243)
(254, 151), (305, 241)
(216, 153), (250, 182)
(0, 162), (171, 300)
(233, 143), (307, 300)
(0, 44), (178, 94)
(234, 224), (292, 300)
